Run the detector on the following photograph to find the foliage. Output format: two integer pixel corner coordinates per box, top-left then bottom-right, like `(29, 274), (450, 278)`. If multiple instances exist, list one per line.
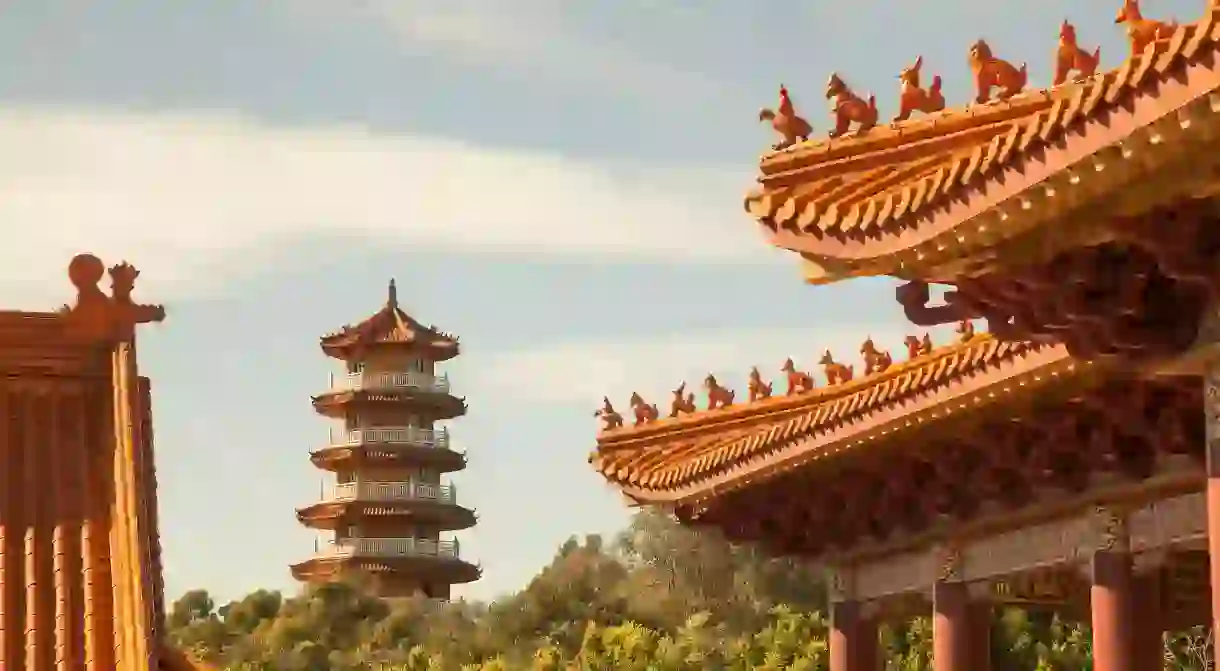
(167, 510), (1210, 670)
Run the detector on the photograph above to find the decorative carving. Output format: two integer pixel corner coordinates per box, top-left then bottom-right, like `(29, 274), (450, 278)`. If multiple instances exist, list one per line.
(893, 56), (945, 122)
(668, 383), (696, 418)
(1054, 21), (1100, 86)
(747, 367), (773, 402)
(594, 396), (624, 431)
(780, 358), (815, 394)
(937, 544), (964, 582)
(825, 566), (850, 602)
(902, 333), (934, 360)
(825, 73), (878, 138)
(62, 254), (166, 343)
(628, 392), (659, 426)
(1094, 506), (1130, 552)
(968, 39), (1028, 104)
(1115, 0), (1177, 56)
(955, 319), (976, 343)
(860, 337), (893, 375)
(704, 374), (735, 409)
(759, 85), (813, 150)
(817, 349), (854, 385)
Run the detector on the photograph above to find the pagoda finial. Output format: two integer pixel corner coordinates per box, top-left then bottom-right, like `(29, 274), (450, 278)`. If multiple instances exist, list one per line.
(387, 278), (398, 309)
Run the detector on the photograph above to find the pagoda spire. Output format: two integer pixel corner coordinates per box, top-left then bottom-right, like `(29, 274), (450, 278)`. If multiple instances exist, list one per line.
(387, 278), (398, 309)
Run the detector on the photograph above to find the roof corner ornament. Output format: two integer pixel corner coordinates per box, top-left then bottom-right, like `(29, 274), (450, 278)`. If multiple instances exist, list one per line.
(669, 383), (697, 417)
(893, 56), (945, 123)
(759, 85), (813, 151)
(1054, 20), (1101, 86)
(747, 366), (773, 402)
(818, 349), (855, 385)
(968, 39), (1028, 104)
(629, 392), (660, 426)
(594, 396), (624, 432)
(1115, 0), (1177, 57)
(704, 374), (736, 409)
(387, 278), (398, 309)
(61, 253), (166, 343)
(895, 280), (978, 327)
(780, 357), (816, 394)
(860, 337), (894, 375)
(903, 333), (935, 360)
(825, 73), (878, 138)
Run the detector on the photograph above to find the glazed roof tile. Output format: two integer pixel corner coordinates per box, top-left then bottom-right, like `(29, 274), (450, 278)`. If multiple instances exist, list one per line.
(746, 4), (1220, 282)
(321, 280), (459, 360)
(591, 333), (1079, 504)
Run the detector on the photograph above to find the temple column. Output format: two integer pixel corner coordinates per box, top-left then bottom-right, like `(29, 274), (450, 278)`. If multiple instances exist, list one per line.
(829, 602), (877, 671)
(1205, 367), (1220, 657)
(931, 546), (969, 671)
(1090, 508), (1134, 671)
(1130, 562), (1164, 671)
(967, 600), (993, 671)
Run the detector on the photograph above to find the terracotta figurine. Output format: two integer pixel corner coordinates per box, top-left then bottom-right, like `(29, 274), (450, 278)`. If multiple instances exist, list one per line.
(825, 73), (878, 138)
(759, 85), (813, 150)
(1054, 21), (1100, 85)
(968, 39), (1028, 104)
(893, 57), (945, 122)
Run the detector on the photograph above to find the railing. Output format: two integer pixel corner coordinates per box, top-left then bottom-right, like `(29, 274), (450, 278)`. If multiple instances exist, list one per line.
(331, 481), (457, 505)
(319, 537), (460, 559)
(330, 371), (451, 394)
(328, 426), (451, 450)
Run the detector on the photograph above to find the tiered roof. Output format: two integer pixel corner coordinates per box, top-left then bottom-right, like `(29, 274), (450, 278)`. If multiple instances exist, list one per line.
(320, 280), (460, 361)
(591, 326), (1094, 506)
(748, 0), (1220, 284)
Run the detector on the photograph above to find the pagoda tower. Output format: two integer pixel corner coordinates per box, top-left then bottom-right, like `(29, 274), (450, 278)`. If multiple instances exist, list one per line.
(291, 280), (480, 599)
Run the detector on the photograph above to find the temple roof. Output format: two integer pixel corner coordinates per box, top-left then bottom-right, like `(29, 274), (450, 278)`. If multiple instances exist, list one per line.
(747, 2), (1220, 285)
(320, 280), (460, 361)
(590, 330), (1090, 506)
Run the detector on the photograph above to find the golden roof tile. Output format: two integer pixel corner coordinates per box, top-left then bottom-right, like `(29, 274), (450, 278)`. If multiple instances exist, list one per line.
(590, 331), (1082, 505)
(746, 2), (1220, 284)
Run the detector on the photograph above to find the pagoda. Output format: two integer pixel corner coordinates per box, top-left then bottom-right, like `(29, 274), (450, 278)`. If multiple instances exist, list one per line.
(291, 280), (479, 599)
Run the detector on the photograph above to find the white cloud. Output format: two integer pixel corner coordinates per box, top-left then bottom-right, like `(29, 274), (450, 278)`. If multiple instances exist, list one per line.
(274, 0), (722, 98)
(0, 106), (766, 307)
(477, 327), (922, 407)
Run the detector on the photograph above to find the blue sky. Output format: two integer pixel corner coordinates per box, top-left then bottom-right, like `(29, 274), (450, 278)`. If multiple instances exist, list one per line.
(0, 0), (1203, 602)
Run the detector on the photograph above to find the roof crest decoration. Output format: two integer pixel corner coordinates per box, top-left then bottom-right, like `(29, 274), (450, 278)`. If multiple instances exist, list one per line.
(596, 325), (969, 435)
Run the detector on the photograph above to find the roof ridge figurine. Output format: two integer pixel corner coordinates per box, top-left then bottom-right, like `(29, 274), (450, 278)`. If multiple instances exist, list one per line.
(818, 349), (855, 385)
(759, 85), (813, 150)
(781, 357), (816, 395)
(1116, 0), (1178, 56)
(628, 392), (659, 426)
(704, 374), (736, 409)
(669, 382), (697, 417)
(894, 56), (945, 122)
(747, 366), (774, 402)
(825, 73), (878, 138)
(1055, 20), (1101, 85)
(969, 39), (1028, 104)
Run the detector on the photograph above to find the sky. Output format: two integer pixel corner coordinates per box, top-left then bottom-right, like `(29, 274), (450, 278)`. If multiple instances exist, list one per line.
(0, 0), (1205, 603)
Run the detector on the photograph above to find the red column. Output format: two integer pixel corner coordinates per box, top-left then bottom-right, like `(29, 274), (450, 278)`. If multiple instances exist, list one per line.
(1206, 371), (1220, 660)
(968, 601), (993, 671)
(933, 581), (969, 671)
(1131, 570), (1163, 671)
(1091, 550), (1134, 671)
(830, 602), (877, 671)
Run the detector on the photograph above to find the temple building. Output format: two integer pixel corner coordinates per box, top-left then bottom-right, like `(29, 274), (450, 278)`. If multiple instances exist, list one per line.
(0, 253), (209, 670)
(590, 1), (1220, 669)
(290, 281), (480, 599)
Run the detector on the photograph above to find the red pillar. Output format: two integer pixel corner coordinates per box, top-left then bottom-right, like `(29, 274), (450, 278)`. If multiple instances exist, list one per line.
(933, 581), (969, 671)
(1091, 550), (1134, 671)
(1208, 431), (1220, 659)
(829, 602), (877, 671)
(1131, 570), (1163, 671)
(968, 601), (993, 671)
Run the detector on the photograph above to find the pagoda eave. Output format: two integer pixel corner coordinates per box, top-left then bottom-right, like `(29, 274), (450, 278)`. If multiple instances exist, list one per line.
(290, 554), (481, 585)
(296, 500), (478, 532)
(309, 445), (466, 473)
(320, 339), (460, 363)
(311, 390), (467, 421)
